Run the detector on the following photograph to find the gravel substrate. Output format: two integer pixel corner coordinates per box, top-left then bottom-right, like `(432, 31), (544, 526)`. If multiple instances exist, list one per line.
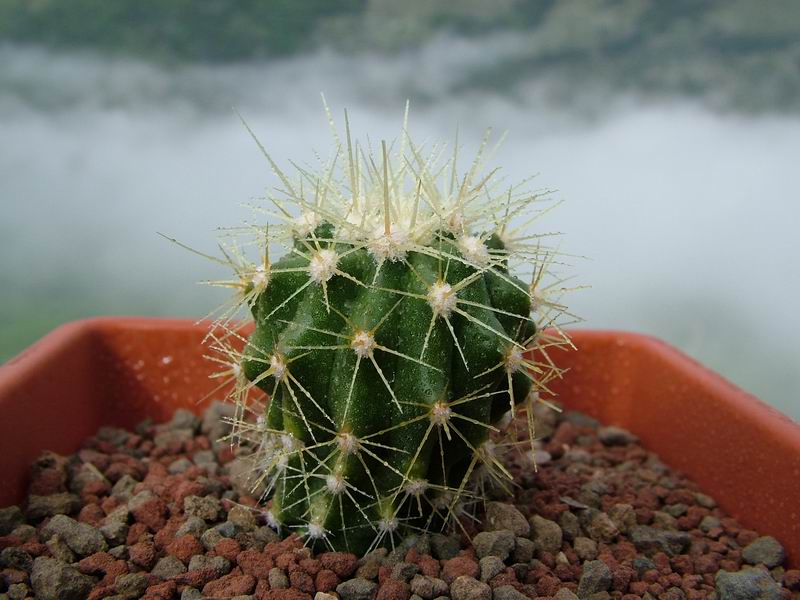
(0, 402), (797, 600)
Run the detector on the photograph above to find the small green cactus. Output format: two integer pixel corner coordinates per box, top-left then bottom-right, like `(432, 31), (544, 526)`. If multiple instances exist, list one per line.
(207, 106), (573, 554)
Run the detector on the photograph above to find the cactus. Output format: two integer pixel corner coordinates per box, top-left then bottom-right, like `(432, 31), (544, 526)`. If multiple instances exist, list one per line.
(204, 106), (573, 554)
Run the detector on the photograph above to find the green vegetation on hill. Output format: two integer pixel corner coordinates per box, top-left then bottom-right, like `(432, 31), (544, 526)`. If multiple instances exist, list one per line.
(0, 0), (366, 62)
(1, 0), (799, 110)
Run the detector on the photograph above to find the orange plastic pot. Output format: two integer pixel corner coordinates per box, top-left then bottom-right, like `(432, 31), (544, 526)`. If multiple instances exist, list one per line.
(1, 317), (798, 565)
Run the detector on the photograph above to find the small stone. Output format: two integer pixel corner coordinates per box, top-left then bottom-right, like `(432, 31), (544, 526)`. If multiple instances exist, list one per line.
(715, 568), (782, 600)
(563, 411), (599, 429)
(629, 526), (690, 557)
(162, 408), (200, 431)
(530, 515), (562, 554)
(26, 493), (81, 520)
(10, 523), (37, 541)
(492, 586), (527, 600)
(176, 516), (208, 538)
(663, 503), (687, 518)
(554, 590), (580, 600)
(115, 572), (150, 597)
(479, 556), (504, 582)
(652, 511), (678, 530)
(485, 503), (530, 537)
(41, 514), (108, 556)
(0, 548), (33, 572)
(577, 560), (612, 598)
(181, 588), (203, 600)
(316, 593), (338, 600)
(201, 526), (225, 550)
(269, 567), (290, 589)
(473, 530), (516, 561)
(152, 555), (187, 579)
(0, 507), (24, 535)
(742, 537), (785, 568)
(607, 504), (636, 533)
(597, 426), (637, 446)
(337, 577), (378, 600)
(30, 557), (94, 600)
(46, 534), (76, 563)
(392, 562), (420, 582)
(582, 510), (618, 543)
(574, 537), (598, 561)
(7, 582), (30, 600)
(559, 511), (581, 541)
(632, 555), (656, 578)
(694, 492), (716, 508)
(410, 575), (448, 599)
(430, 533), (461, 560)
(451, 576), (492, 600)
(227, 506), (257, 531)
(700, 515), (722, 533)
(168, 458), (194, 474)
(111, 475), (138, 500)
(512, 537), (534, 563)
(184, 495), (222, 521)
(202, 573), (256, 598)
(100, 520), (129, 546)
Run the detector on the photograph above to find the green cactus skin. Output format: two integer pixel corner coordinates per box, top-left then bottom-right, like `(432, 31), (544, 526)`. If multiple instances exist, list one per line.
(211, 109), (572, 554)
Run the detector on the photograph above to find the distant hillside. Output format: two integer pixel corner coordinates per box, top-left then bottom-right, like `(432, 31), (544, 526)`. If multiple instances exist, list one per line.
(1, 0), (799, 111)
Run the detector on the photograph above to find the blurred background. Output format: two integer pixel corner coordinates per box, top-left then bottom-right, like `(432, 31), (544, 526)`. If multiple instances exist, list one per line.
(1, 0), (798, 419)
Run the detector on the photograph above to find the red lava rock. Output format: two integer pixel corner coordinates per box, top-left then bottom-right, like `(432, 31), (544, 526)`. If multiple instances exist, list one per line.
(0, 537), (23, 551)
(102, 560), (129, 585)
(319, 552), (359, 578)
(154, 518), (183, 550)
(784, 569), (800, 591)
(489, 571), (520, 589)
(78, 551), (116, 575)
(629, 581), (648, 595)
(417, 554), (441, 578)
(29, 467), (67, 495)
(129, 541), (158, 570)
(258, 589), (312, 600)
(214, 538), (242, 561)
(535, 574), (561, 596)
(166, 534), (204, 563)
(290, 569), (316, 594)
(300, 558), (321, 576)
(671, 554), (694, 575)
(612, 565), (634, 592)
(87, 584), (115, 600)
(131, 495), (168, 531)
(127, 522), (150, 545)
(203, 572), (257, 597)
(693, 555), (718, 574)
(143, 579), (177, 599)
(315, 568), (339, 592)
(236, 548), (273, 578)
(78, 503), (106, 526)
(377, 579), (410, 600)
(19, 540), (47, 556)
(172, 566), (219, 588)
(172, 480), (203, 506)
(442, 556), (479, 583)
(378, 565), (391, 584)
(83, 479), (111, 498)
(276, 552), (298, 570)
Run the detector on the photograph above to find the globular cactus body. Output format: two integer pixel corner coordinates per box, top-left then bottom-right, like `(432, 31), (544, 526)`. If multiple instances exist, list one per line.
(211, 109), (570, 554)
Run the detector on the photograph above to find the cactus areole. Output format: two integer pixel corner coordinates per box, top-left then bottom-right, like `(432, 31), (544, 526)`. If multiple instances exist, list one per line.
(215, 107), (572, 554)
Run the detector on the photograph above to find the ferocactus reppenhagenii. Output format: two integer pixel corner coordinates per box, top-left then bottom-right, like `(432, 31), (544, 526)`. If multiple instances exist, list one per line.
(201, 105), (575, 554)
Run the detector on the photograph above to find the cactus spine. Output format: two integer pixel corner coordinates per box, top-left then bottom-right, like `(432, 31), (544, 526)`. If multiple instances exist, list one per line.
(210, 107), (572, 554)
